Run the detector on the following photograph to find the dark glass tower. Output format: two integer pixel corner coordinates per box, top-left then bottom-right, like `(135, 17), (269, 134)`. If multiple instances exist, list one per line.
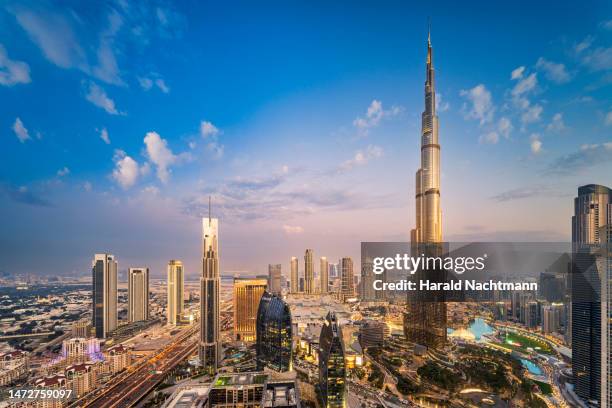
(256, 291), (293, 372)
(571, 184), (612, 406)
(319, 312), (347, 408)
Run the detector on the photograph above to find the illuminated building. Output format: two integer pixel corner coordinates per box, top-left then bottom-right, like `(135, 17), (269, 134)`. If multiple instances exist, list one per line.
(359, 320), (389, 350)
(256, 291), (292, 372)
(234, 278), (267, 341)
(200, 207), (221, 374)
(320, 257), (329, 294)
(65, 363), (96, 397)
(105, 344), (130, 374)
(268, 264), (282, 295)
(61, 338), (102, 364)
(319, 312), (347, 408)
(290, 257), (299, 294)
(340, 257), (354, 302)
(92, 253), (117, 339)
(167, 260), (184, 325)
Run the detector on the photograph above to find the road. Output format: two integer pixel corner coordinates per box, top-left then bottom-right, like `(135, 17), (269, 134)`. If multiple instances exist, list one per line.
(71, 326), (199, 408)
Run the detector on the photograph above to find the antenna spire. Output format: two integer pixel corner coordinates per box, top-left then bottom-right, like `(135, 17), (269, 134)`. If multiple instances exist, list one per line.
(208, 195), (211, 225)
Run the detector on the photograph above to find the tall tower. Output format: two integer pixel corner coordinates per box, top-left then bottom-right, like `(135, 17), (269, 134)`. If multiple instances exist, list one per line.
(92, 253), (117, 339)
(256, 291), (293, 372)
(340, 257), (354, 302)
(571, 184), (612, 407)
(167, 260), (184, 325)
(200, 200), (220, 375)
(290, 257), (299, 293)
(320, 256), (329, 294)
(411, 26), (441, 245)
(404, 28), (447, 350)
(304, 249), (314, 294)
(128, 267), (149, 323)
(233, 278), (267, 341)
(268, 264), (282, 295)
(319, 311), (347, 408)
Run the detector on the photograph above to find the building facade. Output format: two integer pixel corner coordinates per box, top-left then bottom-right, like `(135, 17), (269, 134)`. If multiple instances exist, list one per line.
(167, 260), (184, 325)
(92, 253), (117, 339)
(128, 267), (149, 323)
(256, 291), (292, 372)
(319, 312), (347, 408)
(268, 264), (282, 295)
(404, 31), (447, 350)
(234, 278), (267, 341)
(339, 257), (354, 302)
(571, 184), (612, 407)
(201, 215), (221, 374)
(304, 249), (314, 294)
(320, 257), (329, 295)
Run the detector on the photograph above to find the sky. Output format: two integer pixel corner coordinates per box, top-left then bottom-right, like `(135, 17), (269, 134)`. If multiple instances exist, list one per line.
(1, 0), (611, 279)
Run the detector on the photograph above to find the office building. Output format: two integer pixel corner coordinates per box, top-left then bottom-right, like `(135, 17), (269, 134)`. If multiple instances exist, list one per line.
(167, 260), (184, 325)
(201, 211), (221, 375)
(290, 257), (298, 294)
(256, 291), (293, 372)
(319, 256), (329, 295)
(92, 253), (117, 339)
(128, 267), (149, 323)
(268, 264), (282, 295)
(571, 184), (612, 407)
(340, 257), (354, 302)
(234, 278), (267, 341)
(359, 320), (389, 350)
(319, 312), (347, 408)
(304, 249), (314, 294)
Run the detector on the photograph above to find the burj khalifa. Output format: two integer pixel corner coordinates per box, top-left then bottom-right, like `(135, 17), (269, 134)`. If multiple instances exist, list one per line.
(404, 29), (447, 350)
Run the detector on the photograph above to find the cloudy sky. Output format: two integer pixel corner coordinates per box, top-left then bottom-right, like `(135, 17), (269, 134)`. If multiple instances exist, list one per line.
(1, 1), (611, 278)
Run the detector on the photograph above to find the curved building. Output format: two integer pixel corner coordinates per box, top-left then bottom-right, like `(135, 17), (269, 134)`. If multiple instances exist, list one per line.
(319, 311), (347, 408)
(256, 291), (293, 372)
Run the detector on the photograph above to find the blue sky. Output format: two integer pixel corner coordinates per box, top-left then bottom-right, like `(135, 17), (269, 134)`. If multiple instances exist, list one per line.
(1, 1), (611, 278)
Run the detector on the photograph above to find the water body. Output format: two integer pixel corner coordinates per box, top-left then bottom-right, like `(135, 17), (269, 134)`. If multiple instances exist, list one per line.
(520, 358), (543, 375)
(447, 318), (495, 342)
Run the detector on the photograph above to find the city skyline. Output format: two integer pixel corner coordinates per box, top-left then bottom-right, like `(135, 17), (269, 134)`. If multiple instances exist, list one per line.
(1, 2), (611, 278)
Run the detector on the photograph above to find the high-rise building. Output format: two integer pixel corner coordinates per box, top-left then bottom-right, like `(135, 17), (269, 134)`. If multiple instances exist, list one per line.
(92, 253), (117, 339)
(128, 267), (149, 323)
(319, 312), (347, 408)
(359, 320), (389, 350)
(404, 29), (447, 350)
(304, 249), (314, 294)
(542, 304), (560, 334)
(167, 260), (184, 325)
(268, 264), (282, 295)
(200, 212), (220, 375)
(256, 291), (292, 372)
(360, 256), (376, 301)
(320, 257), (329, 294)
(290, 257), (299, 294)
(234, 278), (267, 341)
(61, 338), (101, 364)
(340, 257), (354, 302)
(571, 184), (612, 407)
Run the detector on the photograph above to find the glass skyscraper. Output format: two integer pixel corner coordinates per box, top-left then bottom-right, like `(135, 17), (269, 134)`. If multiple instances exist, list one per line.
(319, 311), (346, 408)
(92, 253), (117, 339)
(255, 291), (292, 372)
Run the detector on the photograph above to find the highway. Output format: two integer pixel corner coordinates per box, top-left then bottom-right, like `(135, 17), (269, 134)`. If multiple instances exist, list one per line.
(70, 325), (199, 408)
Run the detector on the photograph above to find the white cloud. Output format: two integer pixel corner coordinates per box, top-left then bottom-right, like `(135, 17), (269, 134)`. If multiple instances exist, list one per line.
(138, 76), (153, 90)
(282, 225), (304, 235)
(200, 120), (223, 158)
(605, 111), (612, 126)
(144, 131), (177, 183)
(581, 47), (612, 71)
(56, 167), (70, 177)
(155, 78), (169, 93)
(99, 128), (110, 144)
(0, 44), (31, 86)
(353, 100), (403, 135)
(521, 104), (543, 124)
(602, 20), (612, 31)
(498, 117), (513, 138)
(547, 113), (566, 132)
(142, 185), (160, 194)
(91, 10), (123, 85)
(511, 73), (537, 97)
(574, 36), (594, 54)
(536, 58), (571, 83)
(112, 150), (139, 189)
(83, 181), (92, 192)
(460, 84), (494, 124)
(85, 82), (122, 115)
(12, 117), (30, 143)
(339, 145), (384, 171)
(138, 75), (170, 93)
(436, 93), (449, 112)
(511, 66), (525, 80)
(479, 131), (499, 144)
(530, 134), (542, 154)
